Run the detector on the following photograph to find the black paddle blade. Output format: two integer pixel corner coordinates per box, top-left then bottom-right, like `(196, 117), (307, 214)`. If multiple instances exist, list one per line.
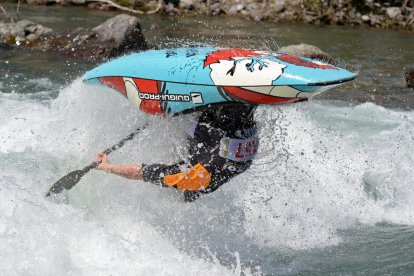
(45, 126), (144, 198)
(46, 169), (86, 197)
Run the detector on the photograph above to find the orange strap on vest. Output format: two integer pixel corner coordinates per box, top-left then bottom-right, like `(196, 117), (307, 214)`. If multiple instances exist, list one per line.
(163, 163), (211, 191)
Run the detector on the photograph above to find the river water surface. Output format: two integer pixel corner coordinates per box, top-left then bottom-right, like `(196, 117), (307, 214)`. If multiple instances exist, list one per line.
(1, 4), (414, 275)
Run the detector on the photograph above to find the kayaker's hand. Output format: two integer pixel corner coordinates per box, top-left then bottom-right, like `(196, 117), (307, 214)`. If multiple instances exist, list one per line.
(93, 152), (110, 171)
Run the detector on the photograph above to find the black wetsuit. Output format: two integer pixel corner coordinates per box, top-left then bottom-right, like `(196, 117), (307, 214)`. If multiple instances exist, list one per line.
(142, 105), (258, 201)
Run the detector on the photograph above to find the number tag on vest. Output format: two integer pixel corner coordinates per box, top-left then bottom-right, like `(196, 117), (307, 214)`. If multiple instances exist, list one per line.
(219, 135), (259, 162)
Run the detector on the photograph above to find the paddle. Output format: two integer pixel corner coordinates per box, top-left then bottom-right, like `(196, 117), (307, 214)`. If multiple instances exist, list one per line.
(46, 125), (146, 197)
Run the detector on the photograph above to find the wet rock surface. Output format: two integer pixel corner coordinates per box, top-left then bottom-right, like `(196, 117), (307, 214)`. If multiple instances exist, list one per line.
(0, 19), (52, 45)
(0, 14), (148, 61)
(91, 14), (148, 58)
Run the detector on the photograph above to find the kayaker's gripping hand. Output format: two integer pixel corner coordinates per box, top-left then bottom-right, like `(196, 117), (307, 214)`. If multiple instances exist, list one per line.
(93, 152), (110, 171)
(92, 153), (143, 180)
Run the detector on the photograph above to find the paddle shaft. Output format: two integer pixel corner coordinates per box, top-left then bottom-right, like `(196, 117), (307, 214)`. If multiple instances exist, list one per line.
(80, 129), (143, 172)
(46, 126), (146, 196)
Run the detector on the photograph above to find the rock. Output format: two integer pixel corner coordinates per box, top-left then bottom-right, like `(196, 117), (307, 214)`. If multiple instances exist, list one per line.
(179, 0), (194, 10)
(361, 14), (370, 22)
(93, 14), (137, 45)
(386, 7), (401, 19)
(277, 43), (333, 63)
(47, 0), (59, 4)
(250, 9), (264, 21)
(25, 24), (38, 34)
(57, 0), (72, 5)
(26, 34), (38, 42)
(236, 4), (245, 11)
(245, 2), (264, 21)
(29, 14), (148, 61)
(274, 0), (285, 13)
(87, 2), (109, 10)
(70, 0), (86, 4)
(246, 3), (259, 12)
(227, 5), (239, 15)
(92, 14), (148, 58)
(0, 19), (52, 44)
(333, 11), (346, 25)
(165, 0), (179, 6)
(240, 9), (250, 16)
(164, 3), (178, 15)
(369, 14), (382, 26)
(406, 67), (414, 88)
(15, 20), (37, 36)
(210, 2), (222, 15)
(304, 15), (317, 24)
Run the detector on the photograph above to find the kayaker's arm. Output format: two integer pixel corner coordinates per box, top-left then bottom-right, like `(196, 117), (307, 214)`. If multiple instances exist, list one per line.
(93, 152), (211, 195)
(94, 152), (143, 180)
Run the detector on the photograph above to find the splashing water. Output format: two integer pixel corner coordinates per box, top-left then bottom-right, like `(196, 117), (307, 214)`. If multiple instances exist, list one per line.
(1, 77), (413, 274)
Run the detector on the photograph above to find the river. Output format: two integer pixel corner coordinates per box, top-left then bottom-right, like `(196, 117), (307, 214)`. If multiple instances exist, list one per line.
(0, 4), (414, 275)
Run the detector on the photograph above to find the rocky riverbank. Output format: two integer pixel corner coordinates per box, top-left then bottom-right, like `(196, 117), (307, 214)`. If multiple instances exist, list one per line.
(0, 13), (412, 89)
(5, 0), (414, 31)
(0, 13), (334, 61)
(0, 14), (148, 61)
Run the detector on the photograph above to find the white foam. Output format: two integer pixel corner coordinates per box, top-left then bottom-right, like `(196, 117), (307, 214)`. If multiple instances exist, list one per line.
(238, 103), (414, 249)
(0, 80), (255, 275)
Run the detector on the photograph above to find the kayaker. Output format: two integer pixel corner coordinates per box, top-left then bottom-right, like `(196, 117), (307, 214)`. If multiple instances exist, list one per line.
(93, 104), (259, 202)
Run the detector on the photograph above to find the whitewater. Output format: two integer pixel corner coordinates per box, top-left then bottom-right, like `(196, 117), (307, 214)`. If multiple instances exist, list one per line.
(1, 75), (413, 274)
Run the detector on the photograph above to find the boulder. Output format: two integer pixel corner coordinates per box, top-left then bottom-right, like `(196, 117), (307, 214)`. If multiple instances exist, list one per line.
(31, 14), (148, 61)
(93, 14), (139, 45)
(385, 7), (401, 19)
(95, 14), (148, 58)
(277, 43), (333, 63)
(406, 66), (414, 88)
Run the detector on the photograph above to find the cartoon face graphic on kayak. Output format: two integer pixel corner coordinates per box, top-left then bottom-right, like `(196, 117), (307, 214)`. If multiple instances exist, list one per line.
(204, 49), (337, 86)
(204, 49), (286, 86)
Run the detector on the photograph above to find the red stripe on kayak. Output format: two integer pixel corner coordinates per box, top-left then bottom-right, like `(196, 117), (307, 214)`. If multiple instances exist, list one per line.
(134, 78), (158, 93)
(133, 78), (163, 115)
(99, 77), (127, 96)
